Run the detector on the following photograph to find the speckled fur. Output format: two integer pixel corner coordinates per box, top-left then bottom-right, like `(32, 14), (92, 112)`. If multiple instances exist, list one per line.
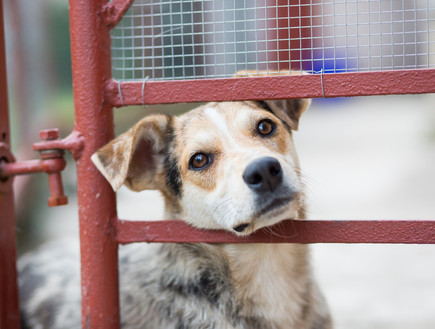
(19, 96), (332, 329)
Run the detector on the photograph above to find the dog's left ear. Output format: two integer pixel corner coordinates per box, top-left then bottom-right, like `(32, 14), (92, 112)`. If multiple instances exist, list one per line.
(259, 98), (311, 131)
(91, 114), (171, 192)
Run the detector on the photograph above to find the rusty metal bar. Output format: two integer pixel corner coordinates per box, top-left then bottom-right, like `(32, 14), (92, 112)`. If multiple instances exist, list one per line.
(105, 69), (435, 107)
(69, 0), (120, 328)
(116, 219), (435, 245)
(0, 158), (66, 176)
(0, 0), (21, 327)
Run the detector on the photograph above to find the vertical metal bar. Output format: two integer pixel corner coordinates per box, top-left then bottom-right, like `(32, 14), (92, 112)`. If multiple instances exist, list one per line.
(0, 1), (21, 328)
(68, 0), (120, 328)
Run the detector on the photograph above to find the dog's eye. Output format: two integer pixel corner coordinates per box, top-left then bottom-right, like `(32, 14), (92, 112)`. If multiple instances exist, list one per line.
(256, 119), (276, 136)
(189, 153), (211, 170)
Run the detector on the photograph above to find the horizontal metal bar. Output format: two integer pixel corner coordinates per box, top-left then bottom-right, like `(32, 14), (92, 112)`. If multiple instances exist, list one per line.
(106, 69), (435, 106)
(116, 219), (435, 244)
(0, 158), (66, 177)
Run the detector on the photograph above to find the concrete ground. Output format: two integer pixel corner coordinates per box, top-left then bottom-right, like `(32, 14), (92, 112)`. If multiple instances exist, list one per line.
(39, 94), (435, 328)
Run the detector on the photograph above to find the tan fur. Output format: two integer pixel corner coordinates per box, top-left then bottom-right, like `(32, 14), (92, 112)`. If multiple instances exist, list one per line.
(221, 243), (312, 329)
(173, 106), (223, 193)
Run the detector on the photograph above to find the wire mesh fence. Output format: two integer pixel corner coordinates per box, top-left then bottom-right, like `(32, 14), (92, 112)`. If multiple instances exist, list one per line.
(111, 0), (435, 81)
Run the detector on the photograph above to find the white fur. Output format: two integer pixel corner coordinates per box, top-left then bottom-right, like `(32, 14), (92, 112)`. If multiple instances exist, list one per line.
(222, 243), (310, 329)
(204, 107), (236, 145)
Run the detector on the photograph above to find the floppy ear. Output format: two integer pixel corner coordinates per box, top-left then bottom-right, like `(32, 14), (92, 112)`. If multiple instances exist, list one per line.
(91, 114), (171, 192)
(259, 98), (311, 131)
(235, 70), (311, 130)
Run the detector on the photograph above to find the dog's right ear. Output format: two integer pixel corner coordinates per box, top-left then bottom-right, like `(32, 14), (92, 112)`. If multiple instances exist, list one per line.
(235, 70), (310, 130)
(91, 114), (171, 192)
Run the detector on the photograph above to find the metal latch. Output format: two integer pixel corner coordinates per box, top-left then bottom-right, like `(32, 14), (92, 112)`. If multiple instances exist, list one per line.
(0, 129), (84, 207)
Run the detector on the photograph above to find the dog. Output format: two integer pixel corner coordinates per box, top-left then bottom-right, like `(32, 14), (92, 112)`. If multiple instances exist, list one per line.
(19, 73), (332, 329)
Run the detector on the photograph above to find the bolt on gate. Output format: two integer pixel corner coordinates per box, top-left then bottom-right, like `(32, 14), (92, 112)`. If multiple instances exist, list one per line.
(1, 0), (435, 328)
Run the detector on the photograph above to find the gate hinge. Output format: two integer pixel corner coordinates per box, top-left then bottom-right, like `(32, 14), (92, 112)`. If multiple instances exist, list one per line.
(0, 129), (85, 207)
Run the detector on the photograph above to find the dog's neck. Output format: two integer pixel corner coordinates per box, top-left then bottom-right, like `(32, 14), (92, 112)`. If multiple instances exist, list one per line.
(220, 243), (311, 328)
(165, 203), (311, 328)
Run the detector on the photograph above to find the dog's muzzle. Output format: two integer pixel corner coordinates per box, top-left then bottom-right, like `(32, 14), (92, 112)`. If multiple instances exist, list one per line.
(233, 157), (291, 234)
(242, 156), (283, 193)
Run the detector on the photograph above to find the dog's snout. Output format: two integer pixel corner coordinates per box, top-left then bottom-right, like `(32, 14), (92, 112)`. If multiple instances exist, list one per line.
(243, 157), (283, 193)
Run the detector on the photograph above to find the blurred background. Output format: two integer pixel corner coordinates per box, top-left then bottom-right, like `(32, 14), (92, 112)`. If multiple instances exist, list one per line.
(3, 0), (435, 328)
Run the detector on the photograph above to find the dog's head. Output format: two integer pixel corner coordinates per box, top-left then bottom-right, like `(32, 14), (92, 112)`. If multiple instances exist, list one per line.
(92, 98), (309, 235)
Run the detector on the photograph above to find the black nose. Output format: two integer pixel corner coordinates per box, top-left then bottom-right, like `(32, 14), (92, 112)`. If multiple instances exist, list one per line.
(243, 157), (283, 193)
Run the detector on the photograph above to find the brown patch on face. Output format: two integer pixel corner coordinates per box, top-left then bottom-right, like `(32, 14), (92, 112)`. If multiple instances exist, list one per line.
(253, 113), (291, 155)
(172, 108), (222, 193)
(236, 102), (292, 157)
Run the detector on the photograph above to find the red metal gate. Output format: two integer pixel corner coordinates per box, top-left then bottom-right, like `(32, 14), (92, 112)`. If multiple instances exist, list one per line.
(0, 1), (19, 327)
(1, 0), (435, 328)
